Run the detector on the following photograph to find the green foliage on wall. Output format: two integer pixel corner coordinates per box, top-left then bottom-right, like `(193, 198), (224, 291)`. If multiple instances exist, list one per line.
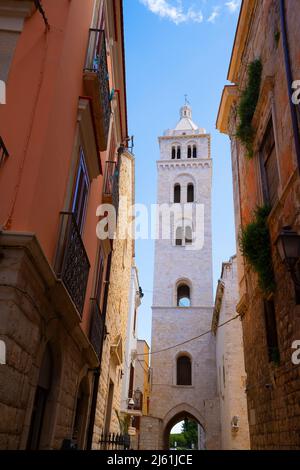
(236, 59), (263, 158)
(239, 205), (276, 295)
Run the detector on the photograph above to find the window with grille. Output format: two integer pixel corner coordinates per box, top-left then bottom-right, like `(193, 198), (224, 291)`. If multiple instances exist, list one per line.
(177, 356), (192, 385)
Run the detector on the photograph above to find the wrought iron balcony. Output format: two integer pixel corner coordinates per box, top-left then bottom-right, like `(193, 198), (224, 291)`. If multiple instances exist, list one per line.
(83, 29), (111, 151)
(103, 160), (119, 212)
(55, 212), (90, 316)
(0, 137), (9, 166)
(89, 298), (106, 360)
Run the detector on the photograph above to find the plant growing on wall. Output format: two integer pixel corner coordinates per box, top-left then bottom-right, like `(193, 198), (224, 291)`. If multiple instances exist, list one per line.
(236, 59), (263, 158)
(239, 205), (276, 295)
(115, 409), (130, 434)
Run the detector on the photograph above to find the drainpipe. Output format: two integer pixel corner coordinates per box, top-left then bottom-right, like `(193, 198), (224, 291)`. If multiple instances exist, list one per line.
(279, 0), (300, 169)
(86, 252), (112, 450)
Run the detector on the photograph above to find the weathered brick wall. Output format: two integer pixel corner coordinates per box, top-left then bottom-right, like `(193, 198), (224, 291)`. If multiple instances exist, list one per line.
(225, 0), (300, 450)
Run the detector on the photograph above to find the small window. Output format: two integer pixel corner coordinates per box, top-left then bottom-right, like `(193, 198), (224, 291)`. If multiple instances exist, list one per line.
(177, 356), (192, 386)
(177, 284), (191, 307)
(259, 119), (279, 207)
(185, 226), (193, 245)
(177, 146), (181, 159)
(193, 146), (197, 159)
(176, 227), (183, 246)
(174, 184), (181, 203)
(264, 300), (280, 364)
(172, 147), (176, 159)
(187, 184), (194, 203)
(187, 146), (192, 159)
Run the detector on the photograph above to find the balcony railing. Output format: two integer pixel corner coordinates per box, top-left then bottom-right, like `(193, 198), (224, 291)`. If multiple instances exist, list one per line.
(55, 212), (90, 316)
(103, 160), (119, 212)
(0, 137), (9, 166)
(83, 29), (111, 151)
(89, 298), (106, 360)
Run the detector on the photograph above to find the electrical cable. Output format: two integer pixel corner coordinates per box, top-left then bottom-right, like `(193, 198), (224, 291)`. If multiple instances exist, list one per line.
(136, 314), (240, 356)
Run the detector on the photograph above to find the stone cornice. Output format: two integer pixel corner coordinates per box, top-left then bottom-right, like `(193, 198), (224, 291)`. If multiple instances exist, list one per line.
(216, 85), (238, 135)
(159, 133), (210, 141)
(227, 0), (258, 83)
(152, 306), (214, 310)
(157, 159), (212, 170)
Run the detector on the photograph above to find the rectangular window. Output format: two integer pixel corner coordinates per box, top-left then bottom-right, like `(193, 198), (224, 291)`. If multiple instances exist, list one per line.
(128, 364), (134, 399)
(94, 245), (105, 308)
(72, 148), (90, 234)
(259, 119), (279, 207)
(264, 300), (280, 364)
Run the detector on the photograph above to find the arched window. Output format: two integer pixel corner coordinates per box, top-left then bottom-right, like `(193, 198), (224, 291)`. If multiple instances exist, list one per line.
(177, 283), (191, 307)
(175, 227), (183, 246)
(193, 145), (197, 158)
(177, 146), (181, 159)
(187, 146), (192, 159)
(171, 147), (176, 159)
(174, 184), (181, 203)
(187, 183), (194, 203)
(185, 226), (193, 245)
(177, 355), (192, 385)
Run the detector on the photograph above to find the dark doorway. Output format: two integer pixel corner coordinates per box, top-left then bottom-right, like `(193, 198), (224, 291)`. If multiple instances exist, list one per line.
(27, 344), (53, 450)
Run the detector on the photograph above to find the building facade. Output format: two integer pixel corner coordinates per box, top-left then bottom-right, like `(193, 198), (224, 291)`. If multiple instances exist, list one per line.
(148, 103), (220, 450)
(212, 256), (250, 450)
(0, 0), (132, 450)
(217, 0), (300, 449)
(135, 340), (150, 417)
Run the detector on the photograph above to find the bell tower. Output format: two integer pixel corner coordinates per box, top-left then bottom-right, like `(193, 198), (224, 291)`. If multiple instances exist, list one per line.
(150, 102), (220, 449)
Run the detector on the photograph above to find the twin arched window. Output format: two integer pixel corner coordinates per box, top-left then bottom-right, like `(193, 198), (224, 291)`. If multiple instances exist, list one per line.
(172, 146), (181, 160)
(175, 226), (193, 246)
(187, 145), (197, 159)
(177, 283), (191, 307)
(173, 183), (194, 203)
(177, 355), (192, 385)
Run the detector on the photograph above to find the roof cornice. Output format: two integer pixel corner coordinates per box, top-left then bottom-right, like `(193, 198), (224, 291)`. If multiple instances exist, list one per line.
(227, 0), (258, 83)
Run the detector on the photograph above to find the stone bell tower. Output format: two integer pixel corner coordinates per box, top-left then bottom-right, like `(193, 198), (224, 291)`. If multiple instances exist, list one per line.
(149, 102), (220, 449)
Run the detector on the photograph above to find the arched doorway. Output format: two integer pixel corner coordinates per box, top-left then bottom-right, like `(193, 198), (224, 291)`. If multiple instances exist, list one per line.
(163, 411), (206, 450)
(72, 376), (90, 449)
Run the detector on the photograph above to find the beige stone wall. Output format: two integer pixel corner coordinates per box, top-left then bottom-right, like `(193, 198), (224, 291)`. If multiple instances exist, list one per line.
(93, 151), (135, 446)
(214, 257), (250, 450)
(139, 416), (164, 450)
(0, 234), (96, 450)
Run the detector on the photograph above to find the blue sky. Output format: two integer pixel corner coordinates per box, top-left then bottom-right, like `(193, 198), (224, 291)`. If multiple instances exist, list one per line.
(123, 0), (241, 346)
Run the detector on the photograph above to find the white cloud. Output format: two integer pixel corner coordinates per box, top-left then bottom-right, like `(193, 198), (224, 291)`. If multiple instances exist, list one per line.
(207, 6), (221, 23)
(139, 0), (203, 25)
(225, 1), (241, 13)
